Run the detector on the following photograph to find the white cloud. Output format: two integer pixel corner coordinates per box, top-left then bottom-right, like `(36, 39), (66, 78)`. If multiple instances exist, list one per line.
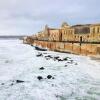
(0, 0), (100, 35)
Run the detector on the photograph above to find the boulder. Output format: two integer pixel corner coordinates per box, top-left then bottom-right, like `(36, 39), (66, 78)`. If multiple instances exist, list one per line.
(47, 75), (52, 79)
(16, 80), (25, 83)
(39, 67), (45, 70)
(37, 76), (43, 80)
(36, 53), (43, 57)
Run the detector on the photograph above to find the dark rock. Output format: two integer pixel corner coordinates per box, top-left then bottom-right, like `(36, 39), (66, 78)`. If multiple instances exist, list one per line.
(54, 56), (59, 59)
(1, 83), (4, 85)
(52, 77), (55, 79)
(54, 56), (60, 61)
(10, 83), (14, 86)
(36, 53), (43, 57)
(75, 63), (78, 65)
(45, 55), (52, 58)
(16, 80), (24, 83)
(43, 53), (47, 54)
(47, 75), (52, 79)
(70, 60), (73, 62)
(58, 59), (63, 62)
(67, 61), (71, 63)
(37, 76), (43, 80)
(63, 57), (68, 61)
(64, 65), (68, 67)
(39, 67), (45, 70)
(46, 58), (50, 60)
(52, 84), (54, 87)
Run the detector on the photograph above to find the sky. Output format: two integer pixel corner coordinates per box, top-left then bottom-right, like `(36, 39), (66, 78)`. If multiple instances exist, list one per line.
(0, 0), (100, 35)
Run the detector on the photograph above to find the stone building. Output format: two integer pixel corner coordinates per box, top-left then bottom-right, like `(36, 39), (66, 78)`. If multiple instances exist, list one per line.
(60, 22), (74, 42)
(72, 24), (91, 42)
(48, 28), (61, 42)
(32, 22), (100, 43)
(89, 24), (100, 42)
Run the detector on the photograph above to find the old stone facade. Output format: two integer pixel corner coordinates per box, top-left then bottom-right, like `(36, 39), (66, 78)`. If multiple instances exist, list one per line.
(24, 22), (100, 55)
(61, 22), (74, 42)
(33, 22), (100, 43)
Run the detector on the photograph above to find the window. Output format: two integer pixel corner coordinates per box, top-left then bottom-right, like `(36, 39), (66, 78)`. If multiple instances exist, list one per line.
(87, 35), (89, 38)
(93, 28), (95, 33)
(97, 27), (99, 33)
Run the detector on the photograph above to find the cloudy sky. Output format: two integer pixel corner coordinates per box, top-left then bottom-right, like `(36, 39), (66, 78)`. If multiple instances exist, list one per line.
(0, 0), (100, 35)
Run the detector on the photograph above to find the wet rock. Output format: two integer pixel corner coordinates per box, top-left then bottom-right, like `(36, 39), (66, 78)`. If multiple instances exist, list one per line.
(54, 56), (59, 59)
(37, 76), (43, 80)
(45, 55), (53, 58)
(54, 56), (60, 61)
(36, 53), (43, 57)
(43, 53), (47, 54)
(1, 83), (4, 85)
(46, 58), (50, 60)
(67, 61), (71, 63)
(63, 57), (68, 61)
(47, 75), (52, 79)
(52, 84), (54, 87)
(58, 59), (63, 62)
(64, 65), (68, 67)
(10, 83), (14, 86)
(16, 80), (25, 83)
(39, 67), (45, 70)
(70, 60), (73, 62)
(52, 77), (55, 79)
(75, 63), (78, 65)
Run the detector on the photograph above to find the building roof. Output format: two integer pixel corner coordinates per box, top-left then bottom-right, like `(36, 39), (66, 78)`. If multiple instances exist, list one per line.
(90, 23), (100, 26)
(61, 22), (69, 28)
(72, 24), (91, 28)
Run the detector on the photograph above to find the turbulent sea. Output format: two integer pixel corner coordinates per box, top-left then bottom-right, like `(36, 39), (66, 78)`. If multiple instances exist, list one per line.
(0, 39), (100, 100)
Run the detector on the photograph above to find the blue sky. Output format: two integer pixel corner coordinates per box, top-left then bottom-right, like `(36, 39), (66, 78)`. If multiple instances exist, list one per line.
(0, 0), (100, 35)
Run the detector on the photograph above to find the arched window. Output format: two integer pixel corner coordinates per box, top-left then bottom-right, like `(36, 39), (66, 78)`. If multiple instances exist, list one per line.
(87, 35), (89, 38)
(97, 27), (99, 33)
(93, 28), (95, 33)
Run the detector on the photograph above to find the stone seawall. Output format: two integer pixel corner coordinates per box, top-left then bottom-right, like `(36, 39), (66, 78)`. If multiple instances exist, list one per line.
(33, 40), (100, 55)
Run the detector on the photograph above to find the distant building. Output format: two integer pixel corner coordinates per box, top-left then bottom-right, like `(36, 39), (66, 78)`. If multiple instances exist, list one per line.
(33, 22), (100, 42)
(60, 22), (74, 42)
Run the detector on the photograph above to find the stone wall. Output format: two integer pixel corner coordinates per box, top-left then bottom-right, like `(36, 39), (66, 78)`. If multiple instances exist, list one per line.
(33, 40), (100, 56)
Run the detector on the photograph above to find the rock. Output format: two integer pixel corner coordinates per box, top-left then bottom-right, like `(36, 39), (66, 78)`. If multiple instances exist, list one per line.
(75, 63), (78, 65)
(39, 67), (45, 70)
(63, 57), (68, 61)
(45, 55), (52, 58)
(47, 75), (52, 79)
(46, 58), (50, 60)
(54, 56), (59, 59)
(52, 84), (54, 86)
(67, 61), (71, 63)
(36, 53), (43, 57)
(58, 59), (63, 62)
(1, 83), (4, 85)
(37, 76), (43, 80)
(52, 77), (55, 79)
(54, 56), (60, 61)
(10, 83), (14, 86)
(70, 60), (73, 62)
(43, 53), (47, 54)
(64, 65), (67, 67)
(16, 80), (24, 83)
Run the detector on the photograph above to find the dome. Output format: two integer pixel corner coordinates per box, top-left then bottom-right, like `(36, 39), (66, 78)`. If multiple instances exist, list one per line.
(61, 22), (69, 28)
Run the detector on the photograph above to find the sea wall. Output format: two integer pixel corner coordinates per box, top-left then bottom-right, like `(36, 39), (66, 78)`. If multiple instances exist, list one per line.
(33, 40), (100, 55)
